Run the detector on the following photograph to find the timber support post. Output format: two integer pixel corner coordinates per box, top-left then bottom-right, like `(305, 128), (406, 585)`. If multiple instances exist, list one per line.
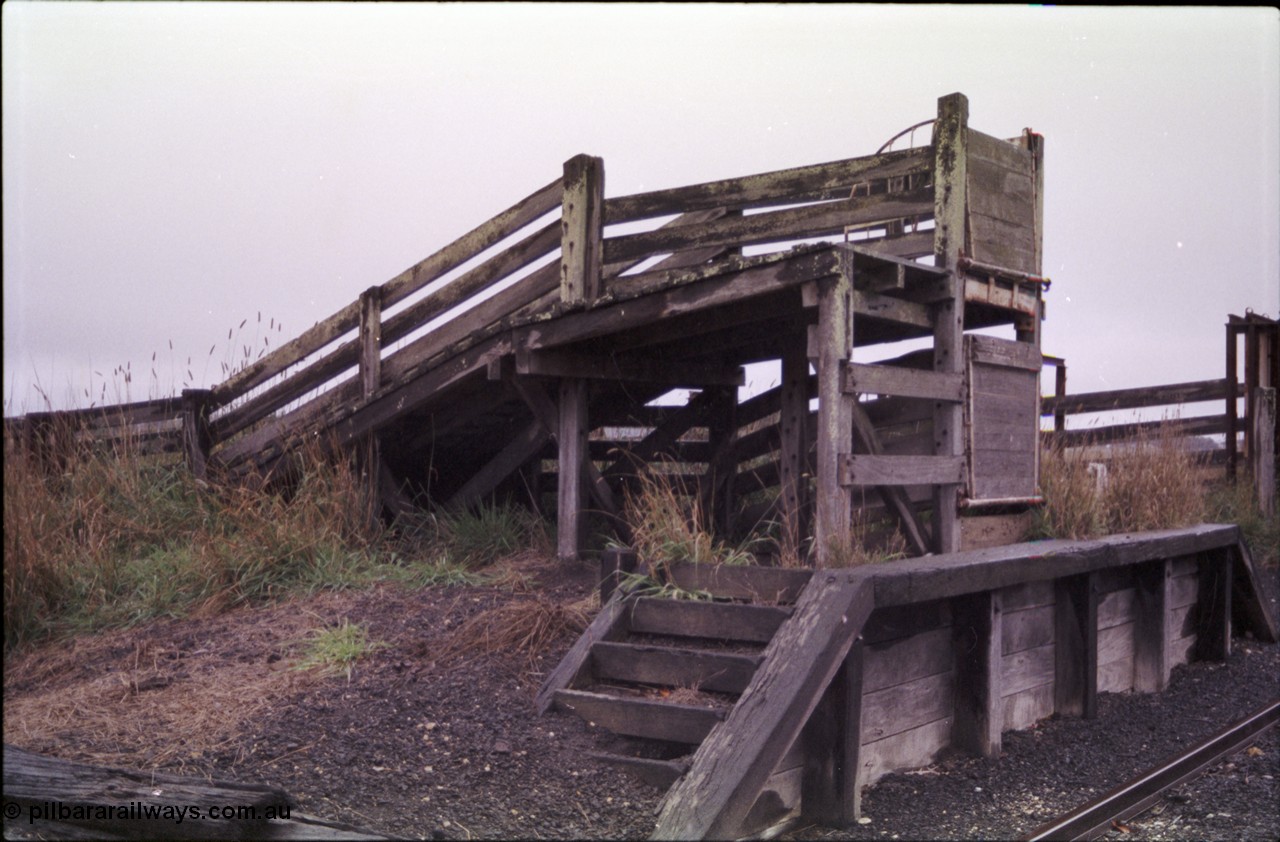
(1252, 386), (1276, 516)
(810, 270), (854, 568)
(180, 388), (213, 481)
(359, 286), (384, 522)
(930, 92), (969, 555)
(779, 340), (812, 561)
(561, 154), (605, 305)
(558, 378), (589, 562)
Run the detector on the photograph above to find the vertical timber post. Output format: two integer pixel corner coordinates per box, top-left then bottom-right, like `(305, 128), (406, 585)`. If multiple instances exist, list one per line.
(1252, 387), (1276, 516)
(1227, 322), (1239, 481)
(181, 389), (213, 481)
(931, 92), (968, 555)
(558, 378), (589, 562)
(1133, 559), (1173, 693)
(780, 339), (812, 561)
(810, 262), (854, 567)
(1054, 362), (1068, 434)
(359, 286), (383, 523)
(557, 155), (603, 563)
(1054, 572), (1098, 717)
(560, 154), (604, 305)
(952, 589), (1002, 758)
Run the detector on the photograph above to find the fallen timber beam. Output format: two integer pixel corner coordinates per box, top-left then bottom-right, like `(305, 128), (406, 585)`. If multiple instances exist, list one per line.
(652, 569), (876, 840)
(2, 744), (393, 840)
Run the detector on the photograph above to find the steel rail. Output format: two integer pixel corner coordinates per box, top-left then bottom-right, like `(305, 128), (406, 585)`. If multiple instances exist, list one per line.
(1022, 697), (1280, 841)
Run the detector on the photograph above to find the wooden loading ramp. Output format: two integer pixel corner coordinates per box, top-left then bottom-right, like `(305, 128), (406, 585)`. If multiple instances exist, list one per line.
(152, 92), (1052, 567)
(537, 526), (1277, 840)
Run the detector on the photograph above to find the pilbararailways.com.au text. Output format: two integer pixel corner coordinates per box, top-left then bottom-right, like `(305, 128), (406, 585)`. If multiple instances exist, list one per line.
(3, 799), (292, 826)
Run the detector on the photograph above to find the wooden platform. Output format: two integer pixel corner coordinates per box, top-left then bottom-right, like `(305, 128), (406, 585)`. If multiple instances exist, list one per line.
(538, 525), (1278, 840)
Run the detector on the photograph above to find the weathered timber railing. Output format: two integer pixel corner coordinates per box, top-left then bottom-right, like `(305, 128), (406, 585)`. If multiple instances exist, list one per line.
(3, 397), (185, 468)
(1041, 372), (1245, 450)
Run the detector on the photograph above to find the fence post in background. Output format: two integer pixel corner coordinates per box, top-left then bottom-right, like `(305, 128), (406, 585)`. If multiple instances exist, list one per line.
(358, 286), (384, 524)
(560, 154), (604, 305)
(1054, 362), (1067, 434)
(181, 389), (213, 481)
(1226, 321), (1239, 481)
(1252, 387), (1276, 516)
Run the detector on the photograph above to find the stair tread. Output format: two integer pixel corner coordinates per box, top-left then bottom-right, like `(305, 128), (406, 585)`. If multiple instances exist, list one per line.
(590, 640), (762, 694)
(628, 598), (792, 644)
(554, 688), (726, 745)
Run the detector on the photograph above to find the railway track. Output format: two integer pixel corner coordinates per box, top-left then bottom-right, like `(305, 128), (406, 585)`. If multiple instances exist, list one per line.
(1023, 698), (1280, 841)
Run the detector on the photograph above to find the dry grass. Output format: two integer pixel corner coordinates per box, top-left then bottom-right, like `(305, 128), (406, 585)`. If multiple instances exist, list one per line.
(436, 594), (593, 673)
(1, 597), (327, 771)
(1037, 426), (1208, 540)
(622, 467), (755, 572)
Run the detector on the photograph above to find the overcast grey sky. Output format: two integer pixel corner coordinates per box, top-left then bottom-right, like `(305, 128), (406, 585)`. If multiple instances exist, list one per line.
(3, 4), (1278, 416)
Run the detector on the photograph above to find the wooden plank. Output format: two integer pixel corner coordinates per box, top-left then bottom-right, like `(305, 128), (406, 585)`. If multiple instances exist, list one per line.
(602, 207), (734, 279)
(862, 600), (951, 644)
(446, 419), (550, 510)
(998, 579), (1055, 612)
(931, 93), (968, 555)
(515, 349), (742, 387)
(1097, 657), (1134, 695)
(589, 641), (761, 695)
(844, 362), (964, 402)
(1133, 560), (1172, 693)
(1169, 571), (1199, 609)
(557, 378), (588, 562)
(1003, 682), (1055, 733)
(522, 249), (840, 352)
(603, 146), (932, 223)
(604, 187), (934, 265)
(1231, 537), (1279, 643)
(1097, 621), (1136, 680)
(1194, 549), (1232, 662)
(801, 647), (861, 826)
(587, 752), (689, 791)
(849, 399), (932, 557)
(653, 570), (875, 840)
(967, 128), (1034, 173)
(812, 271), (854, 566)
(1054, 573), (1098, 718)
(554, 688), (723, 744)
(861, 670), (954, 744)
(967, 158), (1035, 226)
(627, 598), (793, 644)
(778, 341), (811, 560)
(968, 214), (1038, 275)
(857, 716), (952, 790)
(664, 563), (812, 605)
(863, 626), (953, 693)
(1003, 642), (1055, 697)
(1002, 604), (1055, 655)
(3, 744), (293, 838)
(870, 525), (1241, 608)
(536, 591), (632, 714)
(380, 174), (562, 309)
(852, 288), (933, 330)
(951, 588), (1001, 758)
(840, 454), (966, 487)
(561, 154), (604, 303)
(1042, 378), (1233, 416)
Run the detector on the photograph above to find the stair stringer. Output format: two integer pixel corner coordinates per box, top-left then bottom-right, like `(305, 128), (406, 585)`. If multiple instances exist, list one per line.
(651, 568), (876, 841)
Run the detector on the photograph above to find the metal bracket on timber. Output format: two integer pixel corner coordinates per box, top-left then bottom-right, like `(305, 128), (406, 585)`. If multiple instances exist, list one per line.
(652, 569), (875, 840)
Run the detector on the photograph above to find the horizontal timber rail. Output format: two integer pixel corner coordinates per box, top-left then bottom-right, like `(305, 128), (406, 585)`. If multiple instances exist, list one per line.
(1041, 373), (1245, 449)
(1022, 698), (1280, 841)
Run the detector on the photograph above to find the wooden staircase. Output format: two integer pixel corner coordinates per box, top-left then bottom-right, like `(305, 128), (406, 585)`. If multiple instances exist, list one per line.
(549, 594), (793, 791)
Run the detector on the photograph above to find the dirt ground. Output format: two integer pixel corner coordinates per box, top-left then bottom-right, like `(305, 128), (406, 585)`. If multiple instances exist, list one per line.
(4, 556), (1278, 840)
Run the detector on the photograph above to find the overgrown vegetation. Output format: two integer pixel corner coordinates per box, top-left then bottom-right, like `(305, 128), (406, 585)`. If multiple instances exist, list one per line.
(2, 427), (548, 653)
(1035, 427), (1278, 567)
(620, 467), (757, 574)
